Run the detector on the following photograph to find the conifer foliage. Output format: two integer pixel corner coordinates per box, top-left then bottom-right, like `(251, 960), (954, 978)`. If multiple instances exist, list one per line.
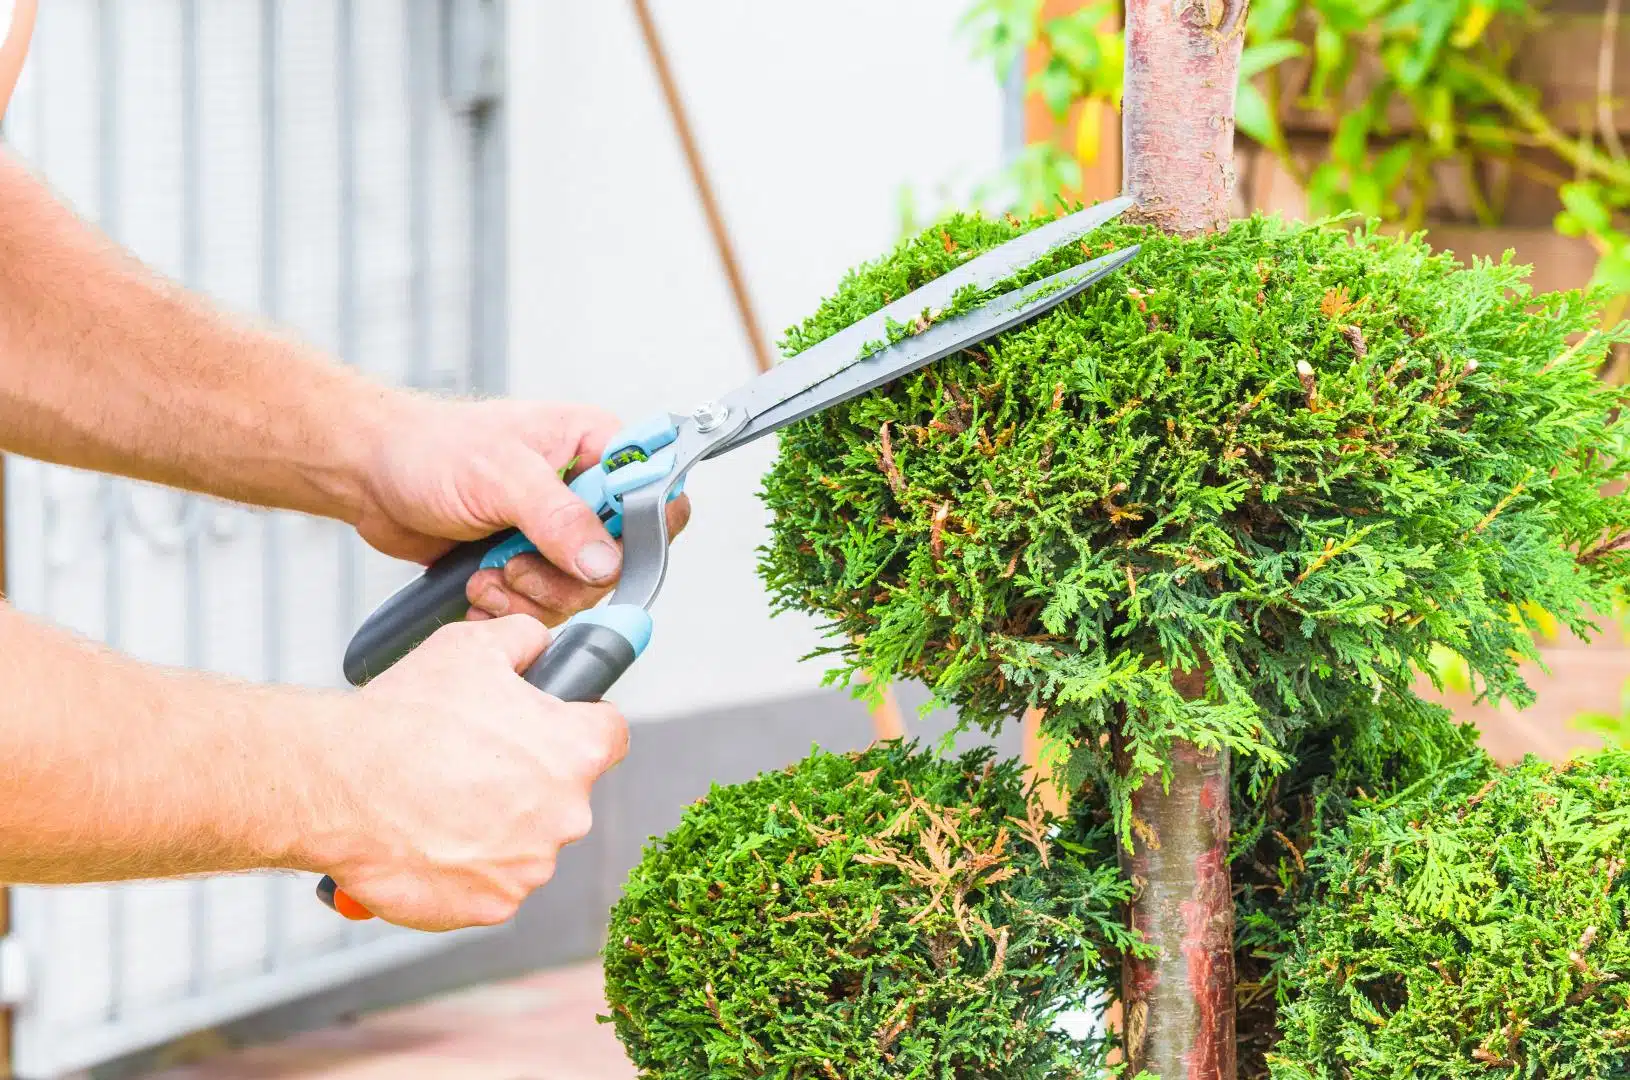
(1271, 749), (1630, 1078)
(601, 742), (1140, 1079)
(759, 209), (1630, 831)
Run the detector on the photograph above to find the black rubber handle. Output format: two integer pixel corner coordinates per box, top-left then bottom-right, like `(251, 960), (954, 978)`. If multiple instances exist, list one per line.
(341, 529), (520, 687)
(318, 620), (638, 921)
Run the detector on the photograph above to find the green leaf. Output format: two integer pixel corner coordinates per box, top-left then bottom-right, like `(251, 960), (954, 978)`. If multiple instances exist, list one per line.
(1235, 81), (1279, 147)
(1249, 0), (1301, 40)
(1332, 105), (1373, 165)
(1349, 172), (1386, 217)
(1032, 61), (1082, 120)
(1423, 82), (1455, 152)
(1373, 143), (1414, 192)
(959, 0), (1043, 77)
(1239, 39), (1306, 80)
(1308, 22), (1349, 106)
(1306, 161), (1353, 215)
(1393, 1), (1456, 88)
(1592, 245), (1630, 295)
(1561, 182), (1613, 236)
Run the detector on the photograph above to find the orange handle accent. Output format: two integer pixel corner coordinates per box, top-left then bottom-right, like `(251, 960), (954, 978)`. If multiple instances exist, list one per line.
(333, 888), (375, 921)
(317, 873), (376, 921)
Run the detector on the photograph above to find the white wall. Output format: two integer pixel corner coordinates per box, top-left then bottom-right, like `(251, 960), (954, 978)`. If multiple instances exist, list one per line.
(507, 1), (1007, 722)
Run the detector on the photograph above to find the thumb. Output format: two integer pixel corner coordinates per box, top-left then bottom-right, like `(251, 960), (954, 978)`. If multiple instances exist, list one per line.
(502, 452), (623, 587)
(465, 613), (553, 674)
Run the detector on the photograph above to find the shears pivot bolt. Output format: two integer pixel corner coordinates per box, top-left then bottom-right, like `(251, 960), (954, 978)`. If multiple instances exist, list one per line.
(691, 401), (730, 432)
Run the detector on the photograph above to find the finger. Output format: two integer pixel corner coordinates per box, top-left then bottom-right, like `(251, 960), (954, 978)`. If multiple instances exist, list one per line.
(473, 496), (691, 620)
(571, 702), (630, 775)
(558, 405), (622, 468)
(493, 553), (604, 610)
(508, 403), (621, 477)
(466, 565), (582, 623)
(666, 494), (692, 539)
(500, 452), (623, 587)
(462, 612), (553, 673)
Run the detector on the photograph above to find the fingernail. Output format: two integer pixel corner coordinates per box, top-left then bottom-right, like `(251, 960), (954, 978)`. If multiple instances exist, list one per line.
(478, 587), (509, 616)
(575, 541), (621, 583)
(515, 571), (545, 600)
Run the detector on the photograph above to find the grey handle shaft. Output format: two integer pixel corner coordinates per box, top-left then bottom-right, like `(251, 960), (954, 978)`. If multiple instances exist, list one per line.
(523, 622), (638, 702)
(342, 529), (520, 686)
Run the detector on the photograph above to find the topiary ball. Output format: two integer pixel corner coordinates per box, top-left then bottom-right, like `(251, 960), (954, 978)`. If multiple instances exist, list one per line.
(1270, 748), (1630, 1079)
(600, 742), (1140, 1079)
(758, 209), (1630, 824)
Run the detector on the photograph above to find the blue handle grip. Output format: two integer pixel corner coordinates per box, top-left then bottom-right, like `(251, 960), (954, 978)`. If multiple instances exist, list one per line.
(340, 413), (680, 687)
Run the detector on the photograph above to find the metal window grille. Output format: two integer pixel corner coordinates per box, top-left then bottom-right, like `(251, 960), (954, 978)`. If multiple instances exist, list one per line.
(0, 2), (505, 1074)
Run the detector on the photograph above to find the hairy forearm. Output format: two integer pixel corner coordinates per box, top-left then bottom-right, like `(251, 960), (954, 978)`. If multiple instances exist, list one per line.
(0, 147), (406, 523)
(0, 602), (347, 883)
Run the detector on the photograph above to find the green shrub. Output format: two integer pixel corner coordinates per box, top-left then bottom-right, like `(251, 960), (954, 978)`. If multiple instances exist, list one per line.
(1270, 749), (1630, 1079)
(598, 688), (1474, 1078)
(1228, 687), (1478, 1073)
(758, 209), (1630, 836)
(600, 742), (1138, 1079)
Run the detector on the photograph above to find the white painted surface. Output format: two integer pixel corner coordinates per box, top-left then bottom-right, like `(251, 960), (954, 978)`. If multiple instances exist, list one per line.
(1, 3), (495, 1074)
(507, 1), (1007, 722)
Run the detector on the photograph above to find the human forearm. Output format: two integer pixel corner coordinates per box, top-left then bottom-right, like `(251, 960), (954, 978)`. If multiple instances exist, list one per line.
(0, 602), (347, 883)
(0, 147), (403, 523)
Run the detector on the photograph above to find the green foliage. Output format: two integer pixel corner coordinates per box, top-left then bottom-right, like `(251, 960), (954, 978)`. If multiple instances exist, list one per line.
(759, 207), (1630, 843)
(1269, 749), (1630, 1078)
(1228, 687), (1478, 1074)
(601, 689), (1474, 1078)
(962, 0), (1630, 301)
(601, 742), (1141, 1079)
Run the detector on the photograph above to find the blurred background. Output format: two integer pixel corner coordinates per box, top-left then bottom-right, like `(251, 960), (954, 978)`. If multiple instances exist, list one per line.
(0, 0), (1625, 1076)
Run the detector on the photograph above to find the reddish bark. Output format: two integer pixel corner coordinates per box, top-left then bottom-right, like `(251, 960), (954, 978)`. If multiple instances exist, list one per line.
(1118, 738), (1236, 1080)
(1121, 0), (1248, 236)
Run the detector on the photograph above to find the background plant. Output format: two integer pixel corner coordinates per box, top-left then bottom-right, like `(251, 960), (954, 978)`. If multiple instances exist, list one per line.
(960, 0), (1630, 318)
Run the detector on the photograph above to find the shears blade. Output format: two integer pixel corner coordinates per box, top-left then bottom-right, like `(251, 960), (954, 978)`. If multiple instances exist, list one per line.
(700, 197), (1133, 453)
(704, 244), (1138, 457)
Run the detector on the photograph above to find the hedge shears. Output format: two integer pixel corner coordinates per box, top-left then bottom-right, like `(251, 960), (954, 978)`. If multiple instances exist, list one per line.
(317, 196), (1140, 920)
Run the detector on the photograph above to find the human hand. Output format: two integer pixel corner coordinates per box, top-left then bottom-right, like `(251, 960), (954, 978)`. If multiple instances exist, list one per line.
(357, 397), (691, 625)
(307, 615), (627, 931)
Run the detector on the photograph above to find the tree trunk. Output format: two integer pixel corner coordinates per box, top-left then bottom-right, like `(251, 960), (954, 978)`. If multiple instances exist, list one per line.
(1115, 3), (1245, 1074)
(1122, 0), (1246, 237)
(1118, 735), (1235, 1079)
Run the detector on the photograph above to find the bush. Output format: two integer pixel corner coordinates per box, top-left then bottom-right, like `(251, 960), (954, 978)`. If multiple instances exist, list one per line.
(1270, 749), (1630, 1079)
(1228, 687), (1478, 1074)
(758, 209), (1630, 833)
(599, 689), (1476, 1078)
(600, 742), (1139, 1079)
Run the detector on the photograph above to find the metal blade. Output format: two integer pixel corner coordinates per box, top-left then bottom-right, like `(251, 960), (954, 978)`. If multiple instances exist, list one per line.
(704, 245), (1139, 456)
(702, 196), (1134, 438)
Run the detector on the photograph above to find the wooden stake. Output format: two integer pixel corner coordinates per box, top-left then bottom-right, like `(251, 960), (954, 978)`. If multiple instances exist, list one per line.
(1117, 0), (1247, 1069)
(629, 0), (773, 375)
(1021, 706), (1067, 816)
(870, 683), (906, 743)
